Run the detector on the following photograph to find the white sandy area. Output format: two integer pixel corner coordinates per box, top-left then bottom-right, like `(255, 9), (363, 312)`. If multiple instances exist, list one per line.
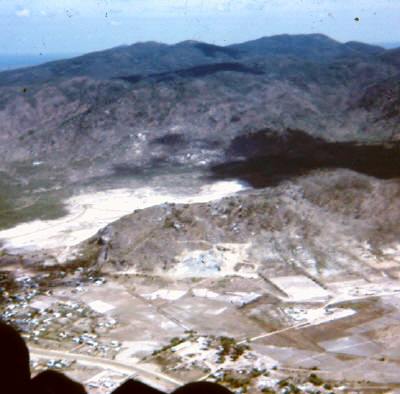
(88, 300), (116, 314)
(115, 341), (160, 362)
(193, 288), (261, 306)
(0, 180), (246, 254)
(142, 289), (187, 301)
(269, 275), (331, 301)
(285, 306), (356, 324)
(192, 289), (220, 299)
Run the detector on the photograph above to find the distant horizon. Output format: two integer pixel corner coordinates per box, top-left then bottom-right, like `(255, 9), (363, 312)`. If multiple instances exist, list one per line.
(0, 32), (398, 58)
(0, 32), (398, 72)
(1, 0), (399, 56)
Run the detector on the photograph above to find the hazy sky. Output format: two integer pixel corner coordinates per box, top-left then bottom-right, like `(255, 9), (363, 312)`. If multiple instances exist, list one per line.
(1, 0), (399, 54)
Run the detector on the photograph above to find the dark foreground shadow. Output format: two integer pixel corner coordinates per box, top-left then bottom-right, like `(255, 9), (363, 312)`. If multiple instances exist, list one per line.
(0, 321), (232, 394)
(0, 321), (31, 393)
(31, 370), (87, 394)
(113, 380), (232, 394)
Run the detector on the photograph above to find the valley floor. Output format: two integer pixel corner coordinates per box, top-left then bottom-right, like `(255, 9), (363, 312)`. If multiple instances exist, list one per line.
(4, 246), (400, 393)
(1, 168), (400, 393)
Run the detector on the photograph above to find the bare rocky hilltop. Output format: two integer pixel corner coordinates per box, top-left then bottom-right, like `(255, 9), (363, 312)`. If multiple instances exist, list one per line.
(78, 169), (400, 280)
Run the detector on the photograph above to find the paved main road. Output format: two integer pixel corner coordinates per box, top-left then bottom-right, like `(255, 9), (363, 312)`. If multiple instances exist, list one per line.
(30, 346), (183, 390)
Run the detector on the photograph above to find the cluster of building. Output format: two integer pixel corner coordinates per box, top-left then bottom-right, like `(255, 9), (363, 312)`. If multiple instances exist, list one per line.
(0, 273), (120, 358)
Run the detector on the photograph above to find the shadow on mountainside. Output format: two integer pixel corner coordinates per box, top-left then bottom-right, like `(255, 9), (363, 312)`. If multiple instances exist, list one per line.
(211, 129), (400, 188)
(117, 62), (264, 84)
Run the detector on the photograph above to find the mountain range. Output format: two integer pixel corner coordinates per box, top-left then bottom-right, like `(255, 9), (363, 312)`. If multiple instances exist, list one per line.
(0, 34), (399, 185)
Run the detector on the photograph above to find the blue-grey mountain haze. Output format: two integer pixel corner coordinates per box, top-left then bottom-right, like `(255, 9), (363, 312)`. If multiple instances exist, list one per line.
(0, 0), (399, 59)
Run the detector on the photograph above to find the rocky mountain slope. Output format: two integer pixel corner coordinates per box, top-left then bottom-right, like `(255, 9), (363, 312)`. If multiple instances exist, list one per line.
(0, 34), (399, 186)
(74, 169), (400, 282)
